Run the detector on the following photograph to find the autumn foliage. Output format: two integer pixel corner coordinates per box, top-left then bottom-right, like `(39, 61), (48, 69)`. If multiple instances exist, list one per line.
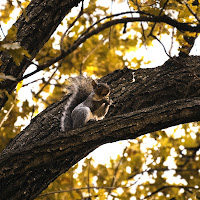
(0, 0), (200, 199)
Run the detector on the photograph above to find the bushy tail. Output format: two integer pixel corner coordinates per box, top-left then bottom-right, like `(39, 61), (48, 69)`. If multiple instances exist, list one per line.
(60, 76), (93, 132)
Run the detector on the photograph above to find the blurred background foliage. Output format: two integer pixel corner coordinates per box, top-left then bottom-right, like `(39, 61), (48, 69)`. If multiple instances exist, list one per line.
(1, 0), (200, 199)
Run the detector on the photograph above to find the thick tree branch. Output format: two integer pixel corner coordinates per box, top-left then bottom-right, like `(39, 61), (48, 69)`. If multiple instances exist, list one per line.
(1, 56), (200, 199)
(1, 98), (200, 199)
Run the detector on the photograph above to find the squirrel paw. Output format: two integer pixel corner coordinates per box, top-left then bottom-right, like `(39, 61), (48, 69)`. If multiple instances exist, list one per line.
(105, 98), (113, 105)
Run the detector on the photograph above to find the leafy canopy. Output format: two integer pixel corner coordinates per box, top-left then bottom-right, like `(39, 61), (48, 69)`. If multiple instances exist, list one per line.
(0, 0), (200, 199)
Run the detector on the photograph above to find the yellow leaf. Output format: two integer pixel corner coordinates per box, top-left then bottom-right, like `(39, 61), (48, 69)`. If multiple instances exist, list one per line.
(5, 25), (17, 42)
(16, 81), (23, 93)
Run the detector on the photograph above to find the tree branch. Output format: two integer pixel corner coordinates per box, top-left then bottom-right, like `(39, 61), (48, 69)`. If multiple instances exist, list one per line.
(150, 34), (172, 58)
(60, 0), (84, 51)
(1, 56), (200, 199)
(107, 147), (127, 198)
(21, 14), (200, 80)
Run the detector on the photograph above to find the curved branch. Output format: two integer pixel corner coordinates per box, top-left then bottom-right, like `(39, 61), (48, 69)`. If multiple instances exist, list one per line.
(1, 56), (200, 199)
(22, 14), (200, 80)
(0, 98), (200, 199)
(60, 0), (84, 51)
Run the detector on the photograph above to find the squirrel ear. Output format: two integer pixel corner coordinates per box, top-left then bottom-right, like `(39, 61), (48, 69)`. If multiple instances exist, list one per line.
(92, 79), (97, 88)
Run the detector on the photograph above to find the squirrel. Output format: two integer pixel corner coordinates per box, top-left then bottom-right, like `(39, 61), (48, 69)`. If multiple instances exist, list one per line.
(61, 76), (112, 131)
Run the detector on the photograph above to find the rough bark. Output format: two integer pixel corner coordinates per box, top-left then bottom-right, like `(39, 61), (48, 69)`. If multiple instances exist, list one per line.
(0, 0), (82, 110)
(0, 56), (200, 199)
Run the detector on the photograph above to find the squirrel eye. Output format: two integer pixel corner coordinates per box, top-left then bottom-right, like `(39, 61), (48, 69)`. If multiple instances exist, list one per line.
(97, 85), (101, 88)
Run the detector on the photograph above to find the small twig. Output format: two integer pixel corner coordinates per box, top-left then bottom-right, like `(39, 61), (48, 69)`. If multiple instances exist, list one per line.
(141, 185), (200, 200)
(109, 0), (114, 49)
(128, 167), (200, 180)
(127, 0), (134, 18)
(16, 0), (28, 21)
(151, 34), (172, 58)
(80, 37), (106, 75)
(107, 147), (127, 199)
(0, 23), (6, 38)
(87, 159), (91, 198)
(60, 0), (84, 51)
(22, 78), (43, 87)
(184, 0), (200, 22)
(169, 27), (175, 56)
(30, 90), (35, 120)
(0, 103), (14, 127)
(135, 0), (147, 47)
(37, 186), (117, 198)
(148, 0), (169, 37)
(34, 59), (64, 98)
(131, 0), (157, 8)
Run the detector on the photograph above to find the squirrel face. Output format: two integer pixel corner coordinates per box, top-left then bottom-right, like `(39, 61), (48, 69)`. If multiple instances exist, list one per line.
(92, 80), (110, 98)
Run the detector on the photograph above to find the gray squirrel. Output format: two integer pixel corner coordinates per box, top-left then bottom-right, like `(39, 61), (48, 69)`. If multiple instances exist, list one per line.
(61, 76), (112, 131)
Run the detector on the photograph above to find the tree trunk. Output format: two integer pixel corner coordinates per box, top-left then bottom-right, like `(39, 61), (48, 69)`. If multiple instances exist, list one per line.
(0, 56), (200, 200)
(0, 0), (82, 110)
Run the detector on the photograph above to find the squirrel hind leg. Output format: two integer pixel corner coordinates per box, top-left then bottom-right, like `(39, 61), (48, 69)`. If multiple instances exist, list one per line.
(71, 107), (93, 129)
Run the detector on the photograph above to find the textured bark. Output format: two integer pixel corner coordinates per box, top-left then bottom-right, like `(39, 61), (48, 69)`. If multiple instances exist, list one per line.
(0, 56), (200, 199)
(0, 0), (82, 109)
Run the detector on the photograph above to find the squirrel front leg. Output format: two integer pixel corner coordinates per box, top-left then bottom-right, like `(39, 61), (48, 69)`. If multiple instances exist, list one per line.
(93, 98), (112, 120)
